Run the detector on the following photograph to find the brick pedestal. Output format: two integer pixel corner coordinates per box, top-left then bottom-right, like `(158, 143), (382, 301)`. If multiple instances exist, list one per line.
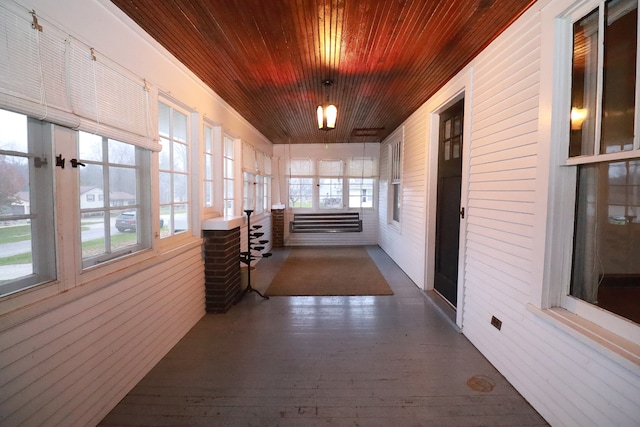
(203, 227), (240, 313)
(271, 208), (284, 247)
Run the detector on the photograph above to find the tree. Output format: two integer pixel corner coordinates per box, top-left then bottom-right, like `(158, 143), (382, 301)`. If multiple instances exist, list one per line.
(0, 155), (28, 211)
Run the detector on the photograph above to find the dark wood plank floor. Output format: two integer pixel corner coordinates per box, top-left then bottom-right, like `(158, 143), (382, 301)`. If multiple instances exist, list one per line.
(99, 246), (547, 427)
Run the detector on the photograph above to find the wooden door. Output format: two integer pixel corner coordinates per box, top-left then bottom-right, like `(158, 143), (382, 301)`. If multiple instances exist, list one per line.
(434, 99), (464, 307)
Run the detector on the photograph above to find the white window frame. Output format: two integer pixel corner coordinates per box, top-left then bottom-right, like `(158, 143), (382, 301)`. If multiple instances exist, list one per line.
(389, 141), (402, 226)
(288, 158), (315, 209)
(537, 0), (640, 352)
(243, 171), (256, 213)
(77, 132), (151, 269)
(348, 178), (376, 209)
(203, 121), (221, 213)
(158, 99), (191, 238)
(223, 134), (235, 217)
(0, 112), (55, 297)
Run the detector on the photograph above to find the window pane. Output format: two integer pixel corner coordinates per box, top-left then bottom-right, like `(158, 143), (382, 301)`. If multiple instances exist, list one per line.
(205, 128), (212, 152)
(173, 141), (188, 172)
(319, 178), (343, 208)
(81, 214), (106, 260)
(571, 160), (640, 323)
(0, 155), (28, 214)
(112, 209), (139, 250)
(224, 158), (234, 179)
(601, 0), (637, 154)
(0, 219), (33, 282)
(110, 166), (136, 206)
(224, 136), (234, 156)
(289, 177), (313, 208)
(205, 182), (213, 207)
(570, 8), (599, 157)
(174, 173), (188, 203)
(205, 154), (213, 180)
(173, 110), (188, 142)
(349, 178), (374, 208)
(225, 200), (234, 217)
(80, 164), (104, 209)
(0, 155), (32, 284)
(174, 203), (188, 232)
(158, 102), (171, 137)
(159, 138), (171, 170)
(225, 180), (234, 198)
(393, 183), (401, 222)
(0, 110), (27, 152)
(108, 139), (135, 165)
(79, 132), (103, 162)
(159, 172), (172, 204)
(1, 111), (56, 294)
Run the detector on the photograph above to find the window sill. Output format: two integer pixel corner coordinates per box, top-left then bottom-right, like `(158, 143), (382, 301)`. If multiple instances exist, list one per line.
(527, 304), (640, 373)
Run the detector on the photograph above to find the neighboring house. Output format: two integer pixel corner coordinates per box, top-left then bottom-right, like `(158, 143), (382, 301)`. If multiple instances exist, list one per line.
(10, 191), (29, 215)
(79, 186), (103, 210)
(0, 1), (638, 427)
(80, 186), (135, 210)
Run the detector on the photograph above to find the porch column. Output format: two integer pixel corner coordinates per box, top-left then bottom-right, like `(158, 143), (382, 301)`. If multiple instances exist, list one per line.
(202, 217), (244, 313)
(271, 204), (285, 247)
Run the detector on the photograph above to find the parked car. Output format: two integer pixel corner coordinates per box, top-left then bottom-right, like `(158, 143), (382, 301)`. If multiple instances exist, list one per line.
(115, 210), (164, 232)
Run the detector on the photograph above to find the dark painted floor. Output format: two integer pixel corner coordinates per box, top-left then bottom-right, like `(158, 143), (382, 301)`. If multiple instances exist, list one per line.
(99, 246), (547, 427)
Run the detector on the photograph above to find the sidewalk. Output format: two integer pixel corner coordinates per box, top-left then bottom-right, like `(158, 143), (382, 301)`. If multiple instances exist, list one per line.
(0, 264), (33, 281)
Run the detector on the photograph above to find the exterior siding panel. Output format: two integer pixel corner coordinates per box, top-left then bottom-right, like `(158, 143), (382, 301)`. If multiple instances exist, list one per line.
(0, 245), (205, 426)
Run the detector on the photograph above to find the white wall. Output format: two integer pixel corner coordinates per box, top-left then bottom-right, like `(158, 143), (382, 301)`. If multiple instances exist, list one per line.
(378, 1), (640, 426)
(0, 0), (273, 426)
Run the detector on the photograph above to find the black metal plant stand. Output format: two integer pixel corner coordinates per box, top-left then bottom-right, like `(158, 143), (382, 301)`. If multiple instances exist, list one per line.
(239, 209), (272, 299)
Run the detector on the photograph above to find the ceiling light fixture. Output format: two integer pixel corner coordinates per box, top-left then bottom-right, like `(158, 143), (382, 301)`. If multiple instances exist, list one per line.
(317, 79), (337, 131)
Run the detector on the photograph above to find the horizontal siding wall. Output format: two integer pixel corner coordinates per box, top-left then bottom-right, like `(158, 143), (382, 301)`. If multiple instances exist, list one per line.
(0, 244), (205, 427)
(459, 3), (640, 427)
(1, 0), (274, 426)
(378, 105), (428, 287)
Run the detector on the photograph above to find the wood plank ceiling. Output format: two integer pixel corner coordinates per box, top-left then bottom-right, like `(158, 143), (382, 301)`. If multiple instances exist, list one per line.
(111, 0), (535, 144)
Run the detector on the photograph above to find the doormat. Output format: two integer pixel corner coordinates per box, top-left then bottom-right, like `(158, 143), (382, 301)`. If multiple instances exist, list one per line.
(265, 246), (393, 296)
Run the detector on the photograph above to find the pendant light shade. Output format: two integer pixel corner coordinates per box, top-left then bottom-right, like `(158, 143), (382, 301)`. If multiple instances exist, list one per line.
(317, 104), (337, 131)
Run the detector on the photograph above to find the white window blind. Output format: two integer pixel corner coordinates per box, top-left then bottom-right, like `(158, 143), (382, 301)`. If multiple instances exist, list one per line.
(348, 157), (377, 177)
(263, 154), (272, 175)
(289, 158), (314, 176)
(0, 3), (76, 127)
(242, 142), (257, 172)
(0, 3), (159, 151)
(256, 150), (265, 173)
(318, 159), (343, 176)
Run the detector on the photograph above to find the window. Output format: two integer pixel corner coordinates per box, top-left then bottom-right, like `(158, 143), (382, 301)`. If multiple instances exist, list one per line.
(78, 131), (150, 268)
(243, 172), (255, 213)
(203, 123), (217, 209)
(158, 101), (190, 236)
(318, 178), (343, 208)
(289, 178), (313, 208)
(288, 159), (314, 208)
(348, 157), (377, 209)
(349, 178), (375, 208)
(256, 175), (265, 214)
(223, 135), (235, 217)
(0, 109), (55, 296)
(318, 160), (343, 209)
(568, 0), (639, 324)
(389, 141), (402, 223)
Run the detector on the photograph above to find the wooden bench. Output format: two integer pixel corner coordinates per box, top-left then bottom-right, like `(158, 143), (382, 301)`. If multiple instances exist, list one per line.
(289, 212), (362, 233)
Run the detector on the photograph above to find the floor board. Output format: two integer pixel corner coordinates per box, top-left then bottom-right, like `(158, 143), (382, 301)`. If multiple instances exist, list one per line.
(99, 246), (548, 427)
